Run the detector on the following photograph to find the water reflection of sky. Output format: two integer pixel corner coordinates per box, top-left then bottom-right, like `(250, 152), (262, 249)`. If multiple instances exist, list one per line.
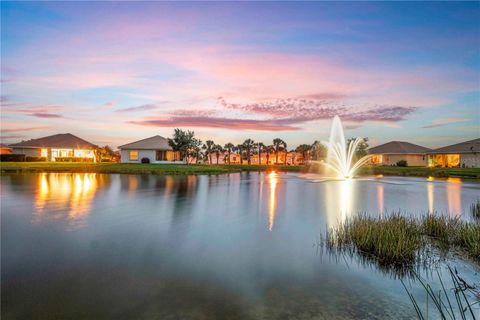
(1, 172), (479, 319)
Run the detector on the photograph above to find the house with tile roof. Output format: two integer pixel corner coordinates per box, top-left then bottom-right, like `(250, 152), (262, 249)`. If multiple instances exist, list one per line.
(9, 133), (97, 161)
(367, 141), (431, 166)
(118, 135), (182, 163)
(427, 138), (480, 168)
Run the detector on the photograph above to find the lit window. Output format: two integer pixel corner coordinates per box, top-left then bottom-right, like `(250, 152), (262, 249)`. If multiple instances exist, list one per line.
(41, 148), (48, 157)
(130, 151), (138, 161)
(156, 150), (166, 161)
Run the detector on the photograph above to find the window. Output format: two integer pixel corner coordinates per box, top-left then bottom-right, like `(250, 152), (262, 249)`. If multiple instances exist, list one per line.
(156, 150), (166, 161)
(129, 151), (138, 161)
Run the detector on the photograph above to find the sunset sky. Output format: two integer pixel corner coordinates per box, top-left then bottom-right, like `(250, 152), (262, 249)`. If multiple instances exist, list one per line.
(1, 2), (479, 149)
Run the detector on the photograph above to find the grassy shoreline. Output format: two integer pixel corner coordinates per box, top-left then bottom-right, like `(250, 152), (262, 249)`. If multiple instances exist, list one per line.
(0, 162), (303, 175)
(1, 162), (479, 178)
(359, 165), (480, 179)
(327, 214), (480, 267)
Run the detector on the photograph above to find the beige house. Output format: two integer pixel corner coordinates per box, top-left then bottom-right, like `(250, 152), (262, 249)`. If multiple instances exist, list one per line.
(427, 138), (480, 168)
(9, 133), (97, 161)
(119, 135), (182, 164)
(367, 141), (431, 166)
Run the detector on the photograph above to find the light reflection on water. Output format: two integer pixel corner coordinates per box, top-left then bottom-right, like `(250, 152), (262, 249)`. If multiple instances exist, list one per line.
(34, 173), (98, 229)
(268, 171), (278, 231)
(1, 172), (479, 319)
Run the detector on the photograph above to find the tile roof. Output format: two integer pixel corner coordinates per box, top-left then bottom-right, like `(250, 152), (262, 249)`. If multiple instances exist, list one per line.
(368, 141), (431, 154)
(9, 133), (97, 149)
(429, 138), (480, 154)
(118, 135), (172, 150)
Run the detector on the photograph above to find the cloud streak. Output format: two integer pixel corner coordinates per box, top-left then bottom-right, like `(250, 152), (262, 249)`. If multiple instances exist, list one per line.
(115, 104), (158, 113)
(422, 118), (469, 129)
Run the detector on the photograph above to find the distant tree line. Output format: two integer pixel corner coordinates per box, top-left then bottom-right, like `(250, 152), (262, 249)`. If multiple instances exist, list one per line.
(167, 128), (368, 165)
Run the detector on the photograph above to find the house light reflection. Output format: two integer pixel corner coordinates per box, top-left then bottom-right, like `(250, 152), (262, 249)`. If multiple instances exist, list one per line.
(377, 184), (384, 217)
(34, 173), (98, 229)
(446, 177), (461, 217)
(268, 171), (278, 231)
(427, 180), (434, 214)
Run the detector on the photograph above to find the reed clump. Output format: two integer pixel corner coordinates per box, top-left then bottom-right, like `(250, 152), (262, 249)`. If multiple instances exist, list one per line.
(327, 213), (480, 266)
(420, 215), (459, 247)
(327, 214), (422, 266)
(455, 223), (480, 260)
(470, 199), (480, 220)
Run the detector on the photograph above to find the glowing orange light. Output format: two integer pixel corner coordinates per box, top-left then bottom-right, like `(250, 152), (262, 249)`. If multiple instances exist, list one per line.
(33, 173), (98, 229)
(268, 171), (278, 231)
(427, 181), (434, 214)
(377, 184), (384, 217)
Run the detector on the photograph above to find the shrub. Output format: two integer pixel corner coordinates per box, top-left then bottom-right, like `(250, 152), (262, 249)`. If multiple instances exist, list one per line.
(396, 160), (408, 167)
(0, 154), (26, 162)
(141, 157), (150, 164)
(54, 157), (94, 162)
(25, 156), (46, 162)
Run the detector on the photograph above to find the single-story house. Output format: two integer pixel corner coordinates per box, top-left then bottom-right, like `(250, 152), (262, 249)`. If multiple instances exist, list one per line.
(367, 141), (431, 166)
(9, 133), (97, 161)
(118, 135), (182, 164)
(0, 144), (12, 154)
(427, 138), (480, 168)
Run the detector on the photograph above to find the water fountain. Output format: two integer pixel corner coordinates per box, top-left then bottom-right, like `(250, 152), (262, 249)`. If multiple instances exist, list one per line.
(320, 116), (372, 179)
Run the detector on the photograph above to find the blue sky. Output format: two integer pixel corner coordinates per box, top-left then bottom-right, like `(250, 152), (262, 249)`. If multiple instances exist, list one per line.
(1, 1), (479, 148)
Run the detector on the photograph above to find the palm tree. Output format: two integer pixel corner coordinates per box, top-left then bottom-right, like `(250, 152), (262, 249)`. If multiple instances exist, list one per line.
(296, 144), (312, 164)
(265, 145), (274, 165)
(242, 139), (255, 165)
(212, 144), (224, 165)
(202, 140), (215, 164)
(257, 142), (265, 165)
(224, 142), (234, 164)
(235, 144), (244, 164)
(273, 138), (287, 164)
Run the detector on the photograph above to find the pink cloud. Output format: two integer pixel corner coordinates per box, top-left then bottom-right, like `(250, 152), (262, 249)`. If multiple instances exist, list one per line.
(130, 116), (301, 131)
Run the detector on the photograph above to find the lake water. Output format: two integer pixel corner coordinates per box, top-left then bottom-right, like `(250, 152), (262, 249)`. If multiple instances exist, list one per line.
(1, 172), (479, 319)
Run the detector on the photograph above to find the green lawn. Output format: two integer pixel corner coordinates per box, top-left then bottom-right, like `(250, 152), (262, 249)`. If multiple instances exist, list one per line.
(0, 162), (303, 175)
(1, 162), (479, 178)
(359, 165), (480, 178)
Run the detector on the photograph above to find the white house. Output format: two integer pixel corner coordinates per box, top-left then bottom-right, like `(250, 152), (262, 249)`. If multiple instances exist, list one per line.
(427, 138), (480, 168)
(119, 135), (183, 164)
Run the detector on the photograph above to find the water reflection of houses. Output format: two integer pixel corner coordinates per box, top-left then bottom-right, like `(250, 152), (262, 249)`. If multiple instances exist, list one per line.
(34, 173), (101, 229)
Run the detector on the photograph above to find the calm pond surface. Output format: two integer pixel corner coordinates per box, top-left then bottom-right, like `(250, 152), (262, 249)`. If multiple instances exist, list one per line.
(1, 172), (479, 319)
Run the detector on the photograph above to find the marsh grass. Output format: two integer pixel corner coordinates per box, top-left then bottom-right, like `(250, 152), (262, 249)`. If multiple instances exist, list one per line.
(327, 213), (480, 267)
(402, 266), (479, 320)
(470, 200), (480, 220)
(327, 214), (422, 266)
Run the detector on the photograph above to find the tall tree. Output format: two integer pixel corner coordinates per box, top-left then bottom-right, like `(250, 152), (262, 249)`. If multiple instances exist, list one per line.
(224, 143), (235, 165)
(168, 129), (201, 165)
(257, 142), (265, 165)
(242, 139), (255, 165)
(311, 140), (327, 161)
(346, 137), (369, 160)
(212, 144), (224, 165)
(202, 140), (215, 164)
(273, 138), (287, 164)
(265, 145), (274, 165)
(235, 144), (244, 164)
(295, 144), (312, 164)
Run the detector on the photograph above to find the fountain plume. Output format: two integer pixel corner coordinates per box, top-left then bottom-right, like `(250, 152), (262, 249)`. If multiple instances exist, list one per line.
(321, 116), (372, 179)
